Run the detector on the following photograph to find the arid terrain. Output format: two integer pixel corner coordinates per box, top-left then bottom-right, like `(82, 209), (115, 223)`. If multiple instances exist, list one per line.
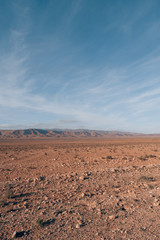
(1, 137), (160, 239)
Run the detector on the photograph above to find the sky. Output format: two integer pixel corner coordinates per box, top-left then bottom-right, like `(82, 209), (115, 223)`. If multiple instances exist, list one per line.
(1, 0), (160, 133)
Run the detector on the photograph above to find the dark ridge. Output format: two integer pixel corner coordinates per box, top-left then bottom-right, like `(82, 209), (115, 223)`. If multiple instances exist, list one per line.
(12, 130), (21, 136)
(0, 128), (146, 139)
(74, 131), (82, 135)
(32, 129), (38, 135)
(23, 129), (33, 135)
(116, 133), (123, 136)
(36, 129), (49, 135)
(52, 130), (64, 134)
(82, 131), (91, 136)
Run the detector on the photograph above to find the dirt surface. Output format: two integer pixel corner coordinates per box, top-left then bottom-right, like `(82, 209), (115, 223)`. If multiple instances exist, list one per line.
(0, 138), (160, 239)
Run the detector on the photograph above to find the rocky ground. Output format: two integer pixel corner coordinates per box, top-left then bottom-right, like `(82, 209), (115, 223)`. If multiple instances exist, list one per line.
(0, 138), (160, 239)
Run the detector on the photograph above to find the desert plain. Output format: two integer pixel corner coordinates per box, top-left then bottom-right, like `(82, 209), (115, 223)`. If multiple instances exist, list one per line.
(1, 137), (160, 239)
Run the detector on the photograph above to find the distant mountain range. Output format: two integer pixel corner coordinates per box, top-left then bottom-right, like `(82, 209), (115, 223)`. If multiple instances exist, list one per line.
(0, 128), (146, 139)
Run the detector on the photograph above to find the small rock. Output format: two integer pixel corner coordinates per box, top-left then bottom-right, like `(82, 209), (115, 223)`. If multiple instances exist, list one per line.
(153, 202), (160, 206)
(44, 196), (48, 201)
(108, 215), (115, 221)
(114, 188), (120, 193)
(79, 176), (84, 180)
(39, 176), (45, 181)
(12, 231), (25, 238)
(81, 193), (85, 198)
(40, 211), (46, 215)
(97, 208), (102, 216)
(76, 223), (80, 228)
(88, 201), (97, 210)
(33, 178), (38, 186)
(12, 231), (17, 238)
(23, 201), (28, 208)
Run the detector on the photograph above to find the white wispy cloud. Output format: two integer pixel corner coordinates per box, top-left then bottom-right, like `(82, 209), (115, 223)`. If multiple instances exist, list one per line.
(104, 0), (154, 33)
(1, 31), (160, 132)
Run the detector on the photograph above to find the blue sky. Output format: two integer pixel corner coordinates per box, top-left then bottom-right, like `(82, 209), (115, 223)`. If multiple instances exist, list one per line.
(1, 0), (160, 133)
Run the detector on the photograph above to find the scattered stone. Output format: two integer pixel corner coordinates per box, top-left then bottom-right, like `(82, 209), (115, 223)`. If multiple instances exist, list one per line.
(79, 176), (84, 180)
(44, 196), (48, 201)
(26, 178), (32, 184)
(81, 193), (85, 198)
(153, 202), (160, 206)
(12, 231), (17, 238)
(23, 201), (28, 208)
(39, 176), (45, 181)
(76, 223), (80, 229)
(108, 215), (115, 221)
(12, 231), (25, 238)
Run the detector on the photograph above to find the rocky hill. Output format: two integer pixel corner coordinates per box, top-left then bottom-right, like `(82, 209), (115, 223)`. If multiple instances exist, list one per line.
(0, 129), (143, 139)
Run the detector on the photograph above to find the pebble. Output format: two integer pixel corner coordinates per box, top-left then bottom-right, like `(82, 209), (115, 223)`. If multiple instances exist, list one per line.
(81, 193), (85, 198)
(44, 196), (48, 201)
(26, 178), (32, 184)
(153, 202), (160, 206)
(76, 223), (80, 228)
(108, 215), (115, 220)
(23, 201), (28, 208)
(79, 176), (84, 180)
(12, 231), (17, 238)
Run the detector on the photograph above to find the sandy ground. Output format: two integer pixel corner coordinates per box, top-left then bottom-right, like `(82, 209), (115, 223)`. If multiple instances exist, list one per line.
(0, 138), (160, 239)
